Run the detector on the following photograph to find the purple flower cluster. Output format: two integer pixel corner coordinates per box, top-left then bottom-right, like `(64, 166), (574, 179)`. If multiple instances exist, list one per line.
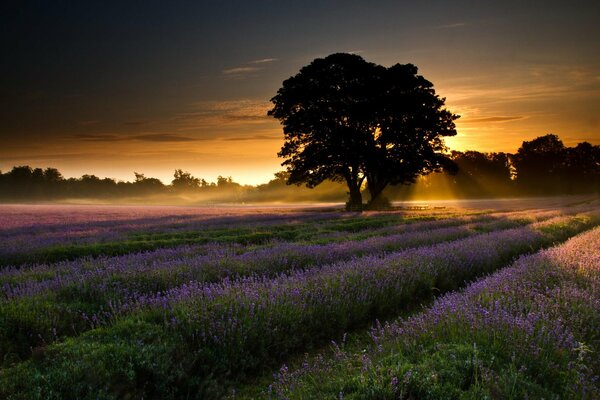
(0, 202), (598, 398)
(110, 214), (596, 357)
(0, 204), (348, 260)
(277, 225), (600, 398)
(0, 210), (589, 369)
(1, 208), (555, 301)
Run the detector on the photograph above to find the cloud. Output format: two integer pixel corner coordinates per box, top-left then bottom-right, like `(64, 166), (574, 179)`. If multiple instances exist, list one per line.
(75, 133), (198, 142)
(222, 57), (278, 77)
(78, 120), (100, 126)
(249, 58), (278, 64)
(133, 134), (198, 142)
(461, 116), (525, 124)
(437, 22), (466, 29)
(123, 120), (149, 127)
(175, 99), (273, 130)
(220, 134), (280, 141)
(76, 134), (121, 141)
(222, 66), (261, 75)
(0, 152), (103, 161)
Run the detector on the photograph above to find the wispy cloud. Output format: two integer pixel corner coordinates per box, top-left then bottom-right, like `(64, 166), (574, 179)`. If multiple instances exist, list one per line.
(175, 99), (273, 130)
(222, 66), (261, 75)
(221, 134), (280, 141)
(0, 152), (100, 161)
(78, 120), (100, 126)
(461, 116), (525, 124)
(123, 120), (149, 127)
(76, 134), (120, 141)
(222, 57), (278, 77)
(249, 58), (278, 64)
(133, 134), (198, 142)
(75, 133), (198, 142)
(437, 22), (466, 29)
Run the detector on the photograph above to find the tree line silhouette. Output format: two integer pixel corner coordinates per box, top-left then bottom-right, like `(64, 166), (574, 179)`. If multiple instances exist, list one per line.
(0, 134), (598, 203)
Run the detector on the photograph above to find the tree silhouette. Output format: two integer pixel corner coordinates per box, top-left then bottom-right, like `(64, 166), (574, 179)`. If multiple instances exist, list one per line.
(133, 172), (164, 195)
(172, 169), (200, 191)
(269, 53), (458, 210)
(449, 151), (514, 196)
(513, 134), (566, 194)
(43, 168), (63, 183)
(564, 142), (600, 193)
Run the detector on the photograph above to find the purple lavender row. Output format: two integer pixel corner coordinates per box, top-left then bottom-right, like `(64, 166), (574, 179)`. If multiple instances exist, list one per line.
(0, 207), (558, 283)
(0, 213), (596, 397)
(0, 207), (347, 261)
(110, 214), (597, 365)
(0, 203), (573, 265)
(122, 213), (596, 313)
(272, 225), (600, 398)
(0, 208), (480, 279)
(0, 210), (554, 300)
(308, 208), (561, 243)
(0, 211), (542, 359)
(0, 211), (571, 367)
(0, 210), (532, 284)
(0, 204), (343, 231)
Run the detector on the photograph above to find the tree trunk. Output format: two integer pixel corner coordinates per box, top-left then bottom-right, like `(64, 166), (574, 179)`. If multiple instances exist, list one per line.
(344, 169), (363, 211)
(366, 178), (389, 210)
(346, 183), (363, 211)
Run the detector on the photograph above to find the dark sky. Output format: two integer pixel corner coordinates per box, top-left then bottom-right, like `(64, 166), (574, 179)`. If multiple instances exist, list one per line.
(2, 0), (599, 183)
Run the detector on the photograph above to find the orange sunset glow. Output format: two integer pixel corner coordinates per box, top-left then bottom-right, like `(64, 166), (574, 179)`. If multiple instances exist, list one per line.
(2, 2), (598, 186)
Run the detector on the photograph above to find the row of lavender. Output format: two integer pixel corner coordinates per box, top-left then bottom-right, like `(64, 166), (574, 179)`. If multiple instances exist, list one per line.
(0, 206), (352, 262)
(0, 202), (580, 267)
(1, 209), (556, 297)
(0, 212), (597, 399)
(269, 225), (600, 399)
(0, 209), (561, 363)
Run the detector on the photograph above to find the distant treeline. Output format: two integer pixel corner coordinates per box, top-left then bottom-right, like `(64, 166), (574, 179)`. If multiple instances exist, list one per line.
(389, 134), (600, 200)
(1, 134), (598, 203)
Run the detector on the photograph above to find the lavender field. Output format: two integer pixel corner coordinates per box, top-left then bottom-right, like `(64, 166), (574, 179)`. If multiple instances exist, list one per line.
(1, 199), (599, 399)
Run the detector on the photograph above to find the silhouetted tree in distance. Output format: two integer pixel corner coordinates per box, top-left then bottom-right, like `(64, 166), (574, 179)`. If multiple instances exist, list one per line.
(217, 176), (237, 187)
(564, 142), (600, 193)
(171, 169), (201, 191)
(269, 53), (458, 210)
(133, 172), (165, 195)
(513, 134), (567, 194)
(450, 151), (514, 197)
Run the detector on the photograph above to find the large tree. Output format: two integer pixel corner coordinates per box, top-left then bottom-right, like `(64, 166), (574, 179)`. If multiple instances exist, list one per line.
(269, 53), (458, 210)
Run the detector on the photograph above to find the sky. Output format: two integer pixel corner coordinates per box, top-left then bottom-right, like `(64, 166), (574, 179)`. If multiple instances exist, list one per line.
(1, 0), (599, 185)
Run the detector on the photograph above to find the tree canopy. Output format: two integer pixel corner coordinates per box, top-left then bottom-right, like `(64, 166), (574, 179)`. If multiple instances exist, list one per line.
(269, 53), (459, 210)
(514, 134), (600, 194)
